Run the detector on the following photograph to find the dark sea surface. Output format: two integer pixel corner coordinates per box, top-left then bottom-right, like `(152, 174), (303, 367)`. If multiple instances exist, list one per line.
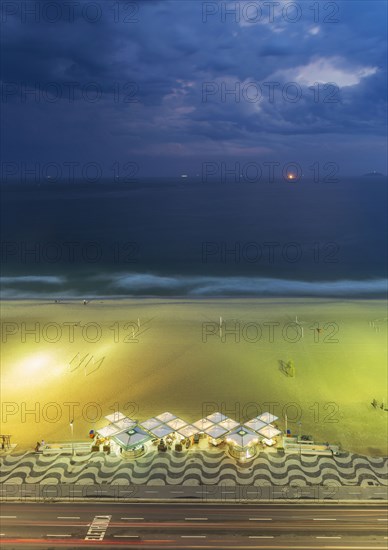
(1, 178), (387, 298)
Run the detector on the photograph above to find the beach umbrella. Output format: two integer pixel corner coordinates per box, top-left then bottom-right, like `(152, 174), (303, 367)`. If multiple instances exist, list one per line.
(151, 424), (175, 438)
(205, 412), (227, 424)
(258, 425), (281, 439)
(166, 417), (187, 431)
(244, 417), (267, 432)
(96, 425), (120, 438)
(205, 424), (228, 439)
(156, 412), (177, 423)
(111, 417), (136, 433)
(258, 412), (279, 424)
(177, 425), (197, 437)
(141, 417), (163, 431)
(193, 418), (215, 432)
(105, 411), (126, 424)
(218, 417), (239, 432)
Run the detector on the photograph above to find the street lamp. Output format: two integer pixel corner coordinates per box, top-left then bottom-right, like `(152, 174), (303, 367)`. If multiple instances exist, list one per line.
(297, 421), (302, 458)
(70, 420), (74, 456)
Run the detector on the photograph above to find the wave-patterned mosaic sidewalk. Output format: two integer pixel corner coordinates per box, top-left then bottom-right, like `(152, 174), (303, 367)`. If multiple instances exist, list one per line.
(1, 450), (387, 487)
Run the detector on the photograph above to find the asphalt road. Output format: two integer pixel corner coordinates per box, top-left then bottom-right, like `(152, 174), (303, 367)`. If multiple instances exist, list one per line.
(0, 502), (387, 548)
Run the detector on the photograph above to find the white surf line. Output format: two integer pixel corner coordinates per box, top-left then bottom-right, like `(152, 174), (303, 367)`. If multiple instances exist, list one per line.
(185, 517), (208, 521)
(121, 517), (144, 520)
(249, 517), (272, 521)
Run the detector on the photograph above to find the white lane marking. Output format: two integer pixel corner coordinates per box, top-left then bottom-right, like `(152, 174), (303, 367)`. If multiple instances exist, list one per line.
(0, 516), (16, 519)
(171, 491), (184, 494)
(316, 536), (342, 539)
(313, 518), (337, 521)
(121, 517), (144, 520)
(47, 534), (72, 537)
(249, 536), (274, 539)
(114, 535), (139, 538)
(181, 535), (206, 538)
(185, 517), (208, 521)
(57, 516), (80, 519)
(145, 490), (158, 493)
(378, 518), (388, 521)
(249, 517), (272, 521)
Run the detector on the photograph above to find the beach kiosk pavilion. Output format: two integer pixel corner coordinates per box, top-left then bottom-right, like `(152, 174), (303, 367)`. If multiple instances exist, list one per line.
(226, 426), (260, 461)
(243, 413), (281, 447)
(112, 426), (152, 458)
(140, 413), (189, 446)
(96, 413), (148, 456)
(97, 413), (137, 438)
(201, 412), (240, 446)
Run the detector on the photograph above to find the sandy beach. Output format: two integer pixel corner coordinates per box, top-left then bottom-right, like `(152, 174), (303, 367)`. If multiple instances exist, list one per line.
(1, 298), (387, 456)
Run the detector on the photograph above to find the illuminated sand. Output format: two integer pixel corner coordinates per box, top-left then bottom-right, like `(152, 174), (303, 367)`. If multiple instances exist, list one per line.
(1, 298), (387, 456)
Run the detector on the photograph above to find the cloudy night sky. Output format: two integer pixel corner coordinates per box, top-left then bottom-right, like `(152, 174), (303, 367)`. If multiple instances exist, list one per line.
(1, 0), (387, 179)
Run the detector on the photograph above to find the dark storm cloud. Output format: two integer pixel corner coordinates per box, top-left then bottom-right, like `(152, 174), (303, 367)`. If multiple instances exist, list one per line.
(1, 0), (387, 175)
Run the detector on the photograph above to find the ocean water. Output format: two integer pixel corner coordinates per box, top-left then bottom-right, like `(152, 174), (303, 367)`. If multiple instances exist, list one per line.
(1, 178), (387, 298)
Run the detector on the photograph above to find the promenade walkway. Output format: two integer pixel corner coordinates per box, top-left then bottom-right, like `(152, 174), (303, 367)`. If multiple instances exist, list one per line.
(1, 446), (386, 488)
